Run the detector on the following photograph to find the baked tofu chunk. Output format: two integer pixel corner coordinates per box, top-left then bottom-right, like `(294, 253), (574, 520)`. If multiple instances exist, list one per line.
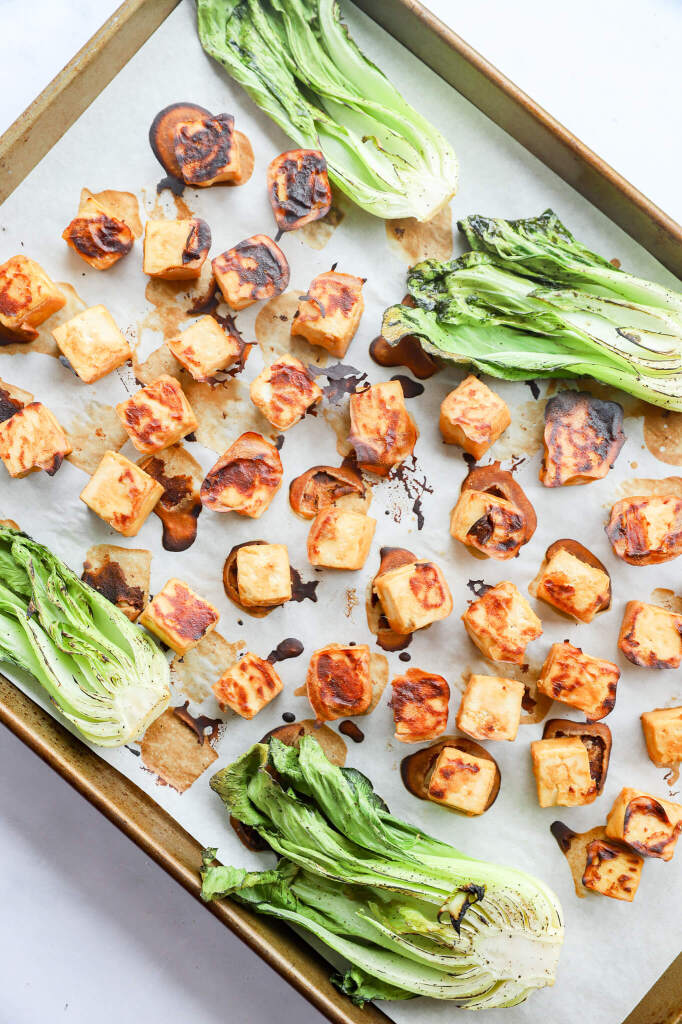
(540, 391), (625, 487)
(52, 304), (132, 384)
(143, 218), (211, 280)
(0, 256), (65, 341)
(641, 707), (682, 767)
(0, 378), (33, 421)
(250, 355), (322, 430)
(529, 539), (611, 623)
(391, 668), (450, 743)
(537, 641), (620, 721)
(462, 582), (542, 664)
(427, 746), (497, 815)
(373, 560), (452, 634)
(349, 381), (418, 476)
(139, 578), (218, 656)
(605, 787), (682, 861)
(267, 149), (332, 232)
(307, 508), (376, 570)
(0, 402), (71, 477)
(81, 544), (151, 622)
(63, 192), (134, 271)
(531, 737), (596, 807)
(456, 674), (525, 742)
(80, 451), (164, 537)
(167, 315), (244, 381)
(606, 495), (682, 565)
(439, 375), (511, 460)
(200, 432), (282, 517)
(291, 271), (364, 358)
(236, 543), (291, 608)
(116, 375), (197, 454)
(543, 718), (612, 796)
(582, 839), (643, 902)
(618, 600), (682, 669)
(306, 643), (372, 721)
(450, 489), (527, 560)
(213, 652), (283, 719)
(212, 234), (289, 310)
(174, 113), (240, 186)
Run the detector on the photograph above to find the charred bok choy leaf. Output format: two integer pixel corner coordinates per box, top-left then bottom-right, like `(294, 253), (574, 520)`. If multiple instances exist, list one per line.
(196, 0), (457, 221)
(0, 525), (170, 746)
(201, 736), (563, 1008)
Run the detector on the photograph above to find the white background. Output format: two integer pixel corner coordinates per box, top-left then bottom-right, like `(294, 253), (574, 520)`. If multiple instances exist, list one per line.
(1, 1), (680, 1022)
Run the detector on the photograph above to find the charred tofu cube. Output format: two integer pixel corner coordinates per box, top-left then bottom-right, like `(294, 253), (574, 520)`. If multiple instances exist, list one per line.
(450, 489), (527, 560)
(291, 271), (364, 358)
(0, 256), (66, 341)
(250, 355), (322, 430)
(618, 600), (682, 669)
(529, 541), (611, 623)
(606, 495), (682, 565)
(582, 839), (643, 902)
(80, 451), (164, 537)
(427, 746), (497, 815)
(307, 508), (376, 570)
(267, 149), (332, 232)
(143, 218), (211, 280)
(456, 674), (525, 742)
(200, 432), (282, 517)
(139, 578), (218, 656)
(212, 234), (289, 311)
(349, 381), (418, 476)
(641, 707), (682, 767)
(0, 402), (71, 477)
(439, 375), (510, 460)
(306, 643), (372, 721)
(235, 543), (291, 608)
(174, 113), (240, 186)
(166, 315), (244, 381)
(213, 652), (283, 719)
(541, 390), (625, 487)
(0, 378), (33, 421)
(373, 560), (452, 634)
(543, 718), (612, 795)
(391, 668), (450, 743)
(63, 192), (134, 271)
(531, 737), (596, 807)
(116, 375), (197, 454)
(82, 543), (151, 622)
(52, 304), (131, 384)
(462, 581), (542, 664)
(605, 787), (682, 861)
(537, 641), (620, 721)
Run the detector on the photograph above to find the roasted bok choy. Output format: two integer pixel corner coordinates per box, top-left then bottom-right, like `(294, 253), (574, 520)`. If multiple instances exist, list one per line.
(201, 736), (564, 1008)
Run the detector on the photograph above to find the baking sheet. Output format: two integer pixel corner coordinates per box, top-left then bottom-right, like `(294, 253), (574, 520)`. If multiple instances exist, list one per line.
(0, 1), (680, 1021)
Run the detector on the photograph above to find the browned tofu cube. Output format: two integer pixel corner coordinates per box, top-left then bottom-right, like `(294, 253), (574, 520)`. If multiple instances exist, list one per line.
(450, 489), (527, 560)
(605, 787), (682, 861)
(391, 668), (449, 742)
(116, 375), (197, 454)
(462, 581), (542, 664)
(81, 543), (151, 622)
(439, 375), (510, 459)
(63, 211), (133, 272)
(0, 378), (33, 421)
(212, 234), (289, 310)
(200, 432), (282, 517)
(427, 746), (497, 815)
(236, 543), (291, 608)
(606, 495), (682, 565)
(641, 707), (682, 767)
(250, 355), (322, 430)
(52, 305), (132, 384)
(213, 652), (283, 719)
(582, 839), (643, 902)
(349, 381), (418, 476)
(267, 149), (332, 232)
(0, 256), (66, 340)
(529, 542), (611, 623)
(456, 674), (525, 742)
(143, 218), (211, 280)
(541, 391), (625, 487)
(174, 113), (240, 186)
(306, 643), (372, 721)
(80, 451), (164, 537)
(531, 737), (596, 807)
(307, 508), (376, 570)
(537, 642), (620, 721)
(0, 402), (71, 478)
(139, 578), (219, 655)
(166, 315), (244, 381)
(373, 560), (452, 634)
(618, 600), (682, 669)
(291, 271), (364, 357)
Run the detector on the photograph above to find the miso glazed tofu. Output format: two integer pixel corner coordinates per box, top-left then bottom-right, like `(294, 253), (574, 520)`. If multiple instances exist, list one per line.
(582, 838), (643, 902)
(373, 560), (452, 634)
(116, 375), (198, 454)
(307, 508), (376, 570)
(306, 643), (372, 721)
(641, 707), (682, 767)
(267, 149), (332, 232)
(200, 432), (282, 517)
(235, 543), (291, 608)
(250, 355), (322, 430)
(605, 787), (682, 861)
(62, 189), (137, 270)
(462, 582), (542, 664)
(174, 113), (241, 186)
(52, 305), (132, 384)
(606, 494), (682, 565)
(456, 674), (525, 742)
(212, 234), (289, 310)
(529, 539), (611, 623)
(139, 578), (219, 656)
(450, 490), (528, 560)
(537, 641), (620, 721)
(426, 746), (497, 816)
(80, 451), (164, 537)
(542, 719), (612, 796)
(618, 600), (682, 668)
(531, 737), (596, 807)
(0, 256), (65, 341)
(391, 668), (450, 743)
(143, 217), (211, 279)
(540, 391), (625, 487)
(0, 402), (71, 477)
(167, 315), (245, 381)
(349, 381), (418, 475)
(291, 270), (364, 358)
(439, 375), (511, 460)
(213, 652), (283, 719)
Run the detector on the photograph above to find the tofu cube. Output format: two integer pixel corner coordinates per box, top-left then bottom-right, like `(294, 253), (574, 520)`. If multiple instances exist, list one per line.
(391, 668), (450, 742)
(537, 642), (620, 721)
(531, 737), (596, 807)
(213, 652), (283, 719)
(139, 578), (219, 656)
(82, 543), (151, 622)
(116, 375), (197, 454)
(439, 375), (511, 459)
(641, 707), (682, 767)
(306, 643), (372, 721)
(456, 674), (525, 742)
(349, 381), (418, 475)
(80, 451), (164, 536)
(0, 402), (71, 478)
(427, 746), (497, 815)
(529, 545), (611, 623)
(291, 271), (364, 358)
(0, 256), (66, 340)
(212, 234), (289, 310)
(143, 218), (211, 280)
(618, 600), (682, 669)
(606, 495), (682, 565)
(307, 508), (376, 570)
(250, 355), (322, 430)
(450, 489), (526, 560)
(166, 315), (244, 381)
(582, 839), (643, 902)
(236, 543), (291, 607)
(52, 304), (132, 384)
(174, 113), (240, 186)
(373, 560), (452, 633)
(63, 192), (134, 270)
(0, 377), (33, 421)
(200, 432), (282, 517)
(462, 581), (542, 664)
(605, 787), (682, 861)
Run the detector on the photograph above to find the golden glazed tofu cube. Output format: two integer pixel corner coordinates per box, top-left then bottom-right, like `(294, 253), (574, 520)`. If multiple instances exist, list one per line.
(139, 578), (219, 656)
(306, 643), (372, 721)
(450, 489), (527, 560)
(605, 787), (682, 861)
(349, 381), (418, 476)
(0, 256), (65, 341)
(200, 432), (282, 517)
(250, 355), (322, 430)
(427, 746), (497, 815)
(641, 707), (682, 767)
(166, 315), (244, 381)
(373, 561), (452, 634)
(439, 375), (511, 459)
(391, 668), (449, 743)
(582, 839), (643, 902)
(116, 375), (197, 454)
(213, 652), (283, 719)
(307, 508), (376, 570)
(0, 402), (71, 478)
(529, 543), (611, 623)
(143, 218), (211, 280)
(462, 581), (542, 664)
(63, 210), (133, 271)
(80, 451), (164, 537)
(606, 495), (682, 565)
(212, 234), (289, 310)
(531, 737), (596, 807)
(236, 543), (291, 608)
(52, 305), (132, 384)
(174, 113), (240, 186)
(456, 674), (525, 742)
(537, 642), (620, 721)
(291, 271), (364, 358)
(618, 600), (682, 669)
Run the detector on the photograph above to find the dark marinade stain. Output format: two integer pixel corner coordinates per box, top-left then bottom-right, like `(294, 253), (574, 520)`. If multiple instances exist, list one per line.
(308, 362), (368, 404)
(267, 638), (305, 664)
(282, 712), (296, 723)
(290, 568), (319, 604)
(0, 387), (23, 422)
(525, 379), (541, 400)
(157, 174), (185, 196)
(173, 701), (223, 745)
(369, 334), (438, 380)
(467, 579), (493, 598)
(274, 434), (285, 450)
(398, 651), (411, 662)
(338, 720), (364, 743)
(390, 374), (425, 398)
(82, 559), (145, 615)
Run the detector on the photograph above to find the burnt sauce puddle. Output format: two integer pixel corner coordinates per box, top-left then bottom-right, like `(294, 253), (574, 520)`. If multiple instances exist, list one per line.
(267, 638), (304, 664)
(282, 711), (296, 723)
(369, 335), (438, 380)
(141, 457), (202, 551)
(338, 720), (364, 743)
(290, 569), (319, 604)
(308, 362), (368, 404)
(390, 374), (425, 398)
(389, 457), (433, 532)
(467, 579), (493, 598)
(172, 701), (223, 745)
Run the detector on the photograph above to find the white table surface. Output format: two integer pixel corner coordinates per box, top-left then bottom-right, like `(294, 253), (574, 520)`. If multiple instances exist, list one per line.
(0, 2), (680, 1022)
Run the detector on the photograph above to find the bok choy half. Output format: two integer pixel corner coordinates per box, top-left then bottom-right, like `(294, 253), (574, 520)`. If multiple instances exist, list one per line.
(201, 736), (564, 1008)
